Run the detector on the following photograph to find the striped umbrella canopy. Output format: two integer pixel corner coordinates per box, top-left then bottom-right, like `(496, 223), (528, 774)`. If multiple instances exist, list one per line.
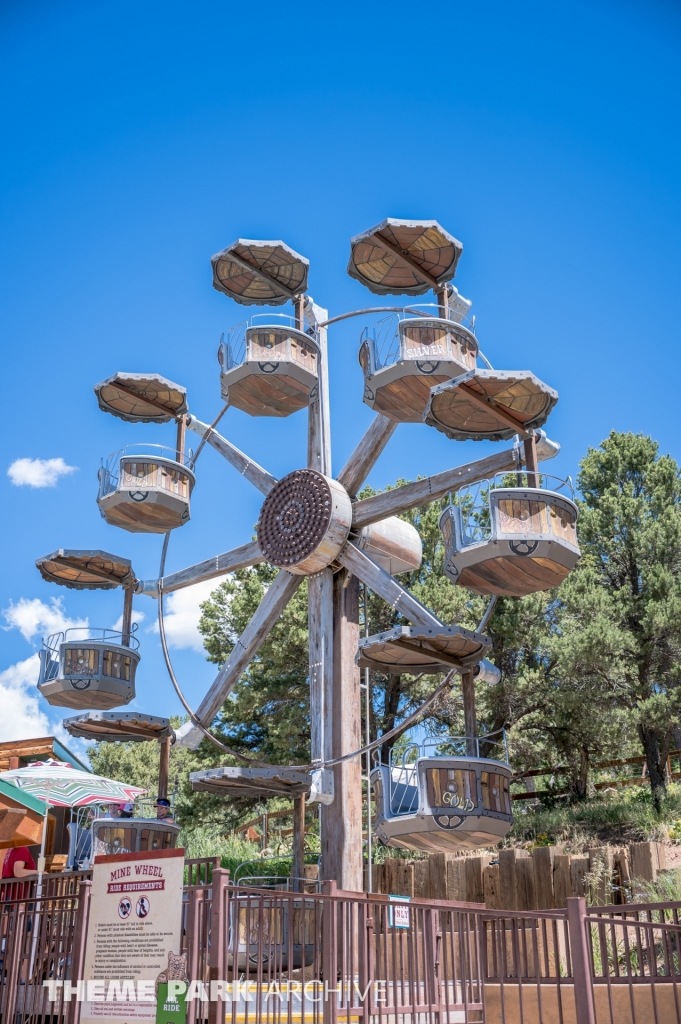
(0, 758), (145, 807)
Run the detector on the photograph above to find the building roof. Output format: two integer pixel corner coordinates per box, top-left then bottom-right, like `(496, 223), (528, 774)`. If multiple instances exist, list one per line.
(0, 736), (90, 774)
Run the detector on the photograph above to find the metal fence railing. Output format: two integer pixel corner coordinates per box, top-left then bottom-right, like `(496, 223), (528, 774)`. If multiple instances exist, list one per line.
(5, 866), (681, 1023)
(182, 874), (490, 1024)
(0, 881), (91, 1024)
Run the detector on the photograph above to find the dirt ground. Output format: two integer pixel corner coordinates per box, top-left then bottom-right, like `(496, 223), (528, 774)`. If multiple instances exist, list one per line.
(664, 843), (681, 869)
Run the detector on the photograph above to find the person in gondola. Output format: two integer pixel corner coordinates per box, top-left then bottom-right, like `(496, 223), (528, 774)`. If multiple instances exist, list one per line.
(155, 798), (175, 824)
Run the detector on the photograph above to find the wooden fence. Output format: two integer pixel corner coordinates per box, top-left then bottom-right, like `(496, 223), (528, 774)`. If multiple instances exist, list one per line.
(369, 841), (669, 910)
(513, 748), (681, 799)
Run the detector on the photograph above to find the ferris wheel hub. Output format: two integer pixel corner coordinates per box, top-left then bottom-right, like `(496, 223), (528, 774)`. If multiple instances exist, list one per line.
(256, 469), (352, 575)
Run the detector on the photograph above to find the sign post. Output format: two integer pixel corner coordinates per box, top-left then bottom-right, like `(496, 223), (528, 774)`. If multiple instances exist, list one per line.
(80, 849), (186, 1024)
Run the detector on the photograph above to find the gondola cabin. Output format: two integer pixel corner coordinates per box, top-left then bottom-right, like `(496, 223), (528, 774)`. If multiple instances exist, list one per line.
(63, 710), (174, 744)
(439, 480), (580, 597)
(97, 445), (195, 533)
(424, 368), (558, 441)
(38, 628), (139, 710)
(359, 308), (478, 422)
(226, 885), (317, 971)
(358, 624), (491, 675)
(219, 317), (319, 417)
(94, 372), (187, 424)
(36, 548), (134, 590)
(91, 816), (179, 857)
(190, 764), (316, 969)
(372, 740), (513, 853)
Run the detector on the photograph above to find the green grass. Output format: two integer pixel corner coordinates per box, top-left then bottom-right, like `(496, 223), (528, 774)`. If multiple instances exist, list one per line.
(630, 867), (681, 903)
(507, 783), (681, 850)
(179, 825), (319, 881)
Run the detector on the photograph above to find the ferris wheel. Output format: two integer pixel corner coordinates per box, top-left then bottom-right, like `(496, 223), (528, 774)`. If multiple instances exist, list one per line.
(35, 219), (580, 888)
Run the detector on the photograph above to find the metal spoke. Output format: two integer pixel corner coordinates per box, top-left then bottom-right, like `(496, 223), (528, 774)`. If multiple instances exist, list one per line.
(186, 415), (277, 495)
(175, 569), (303, 748)
(337, 413), (397, 497)
(351, 436), (560, 530)
(136, 540), (264, 598)
(338, 542), (443, 629)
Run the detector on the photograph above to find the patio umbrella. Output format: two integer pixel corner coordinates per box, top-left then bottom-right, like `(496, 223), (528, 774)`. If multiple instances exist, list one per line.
(0, 758), (145, 884)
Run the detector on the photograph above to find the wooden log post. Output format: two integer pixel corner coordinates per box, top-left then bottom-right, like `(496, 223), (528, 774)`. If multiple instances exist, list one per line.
(293, 295), (304, 332)
(515, 852), (536, 910)
(436, 285), (449, 319)
(532, 845), (559, 909)
(523, 432), (539, 488)
(175, 413), (186, 464)
(465, 855), (489, 904)
(462, 670), (477, 756)
(414, 859), (429, 899)
(499, 848), (520, 910)
(321, 569), (363, 891)
(121, 585), (134, 647)
(570, 855), (590, 898)
(553, 854), (572, 908)
(157, 737), (170, 803)
(483, 864), (502, 909)
(292, 794), (305, 892)
(446, 857), (466, 901)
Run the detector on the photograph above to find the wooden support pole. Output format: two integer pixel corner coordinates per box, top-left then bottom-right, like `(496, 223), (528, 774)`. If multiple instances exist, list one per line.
(322, 569), (362, 891)
(175, 413), (186, 464)
(293, 296), (304, 332)
(121, 586), (134, 647)
(435, 285), (449, 319)
(515, 437), (524, 487)
(157, 737), (170, 802)
(524, 432), (539, 488)
(462, 671), (477, 756)
(292, 794), (305, 892)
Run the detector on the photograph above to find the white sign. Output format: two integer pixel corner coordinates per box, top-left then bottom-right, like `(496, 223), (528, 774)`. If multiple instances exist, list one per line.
(80, 848), (185, 1024)
(388, 894), (411, 929)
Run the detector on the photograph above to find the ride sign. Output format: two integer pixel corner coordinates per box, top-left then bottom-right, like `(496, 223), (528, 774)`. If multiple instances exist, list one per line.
(80, 849), (186, 1024)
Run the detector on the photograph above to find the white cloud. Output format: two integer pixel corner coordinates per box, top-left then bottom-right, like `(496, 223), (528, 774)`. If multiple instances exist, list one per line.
(8, 457), (77, 488)
(3, 597), (88, 643)
(0, 655), (51, 741)
(151, 580), (217, 652)
(112, 609), (145, 633)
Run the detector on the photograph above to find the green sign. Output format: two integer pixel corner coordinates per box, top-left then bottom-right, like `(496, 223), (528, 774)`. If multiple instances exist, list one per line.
(155, 983), (187, 1024)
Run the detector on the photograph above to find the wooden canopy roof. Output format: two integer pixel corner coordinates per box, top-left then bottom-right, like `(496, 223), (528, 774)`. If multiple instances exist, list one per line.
(63, 712), (174, 744)
(94, 372), (187, 423)
(36, 549), (134, 590)
(358, 625), (490, 674)
(425, 369), (559, 442)
(211, 239), (309, 306)
(0, 736), (90, 775)
(190, 766), (311, 798)
(347, 219), (462, 296)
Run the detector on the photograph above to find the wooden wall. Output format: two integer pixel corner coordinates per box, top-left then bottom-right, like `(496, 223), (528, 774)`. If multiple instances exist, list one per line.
(367, 841), (669, 908)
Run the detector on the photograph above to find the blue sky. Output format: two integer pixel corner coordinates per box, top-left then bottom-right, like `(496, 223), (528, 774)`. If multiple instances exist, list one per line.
(1, 0), (680, 745)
